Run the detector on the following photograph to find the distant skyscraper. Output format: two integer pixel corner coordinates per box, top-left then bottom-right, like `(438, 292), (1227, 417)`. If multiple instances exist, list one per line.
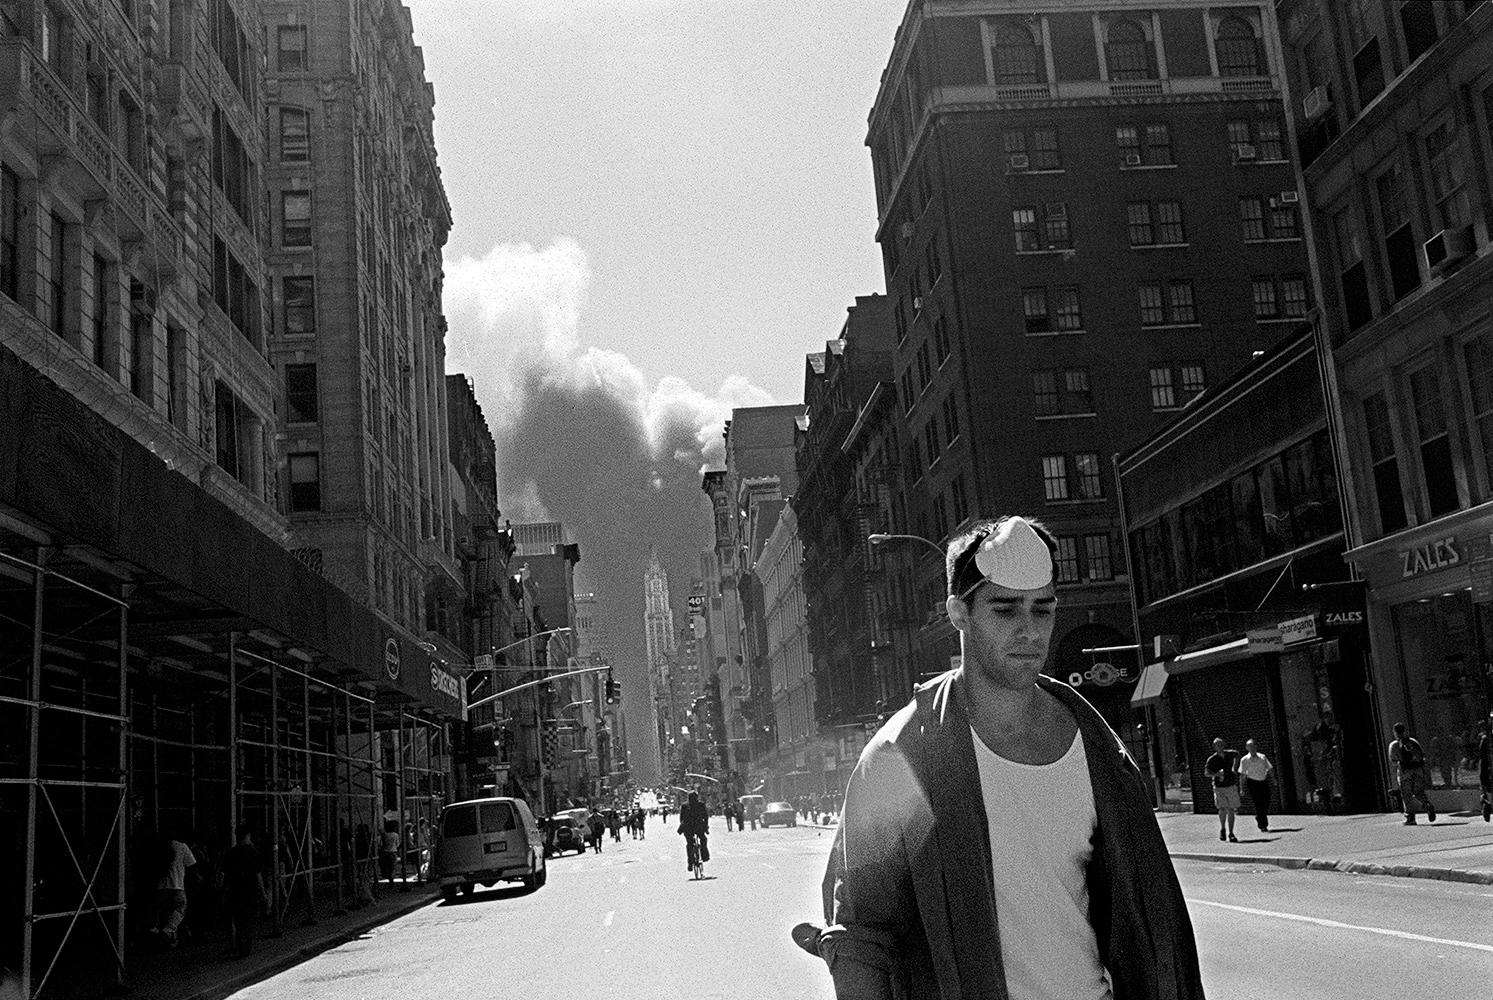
(643, 549), (677, 672)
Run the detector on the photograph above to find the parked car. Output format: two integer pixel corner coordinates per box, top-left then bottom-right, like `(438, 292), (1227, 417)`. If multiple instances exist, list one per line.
(433, 797), (546, 900)
(546, 807), (591, 856)
(761, 801), (797, 828)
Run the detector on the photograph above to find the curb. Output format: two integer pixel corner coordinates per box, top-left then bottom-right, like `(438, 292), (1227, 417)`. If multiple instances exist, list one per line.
(1170, 851), (1493, 886)
(177, 890), (439, 1000)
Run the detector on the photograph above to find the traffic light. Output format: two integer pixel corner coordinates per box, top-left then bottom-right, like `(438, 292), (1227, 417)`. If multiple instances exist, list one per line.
(605, 672), (619, 704)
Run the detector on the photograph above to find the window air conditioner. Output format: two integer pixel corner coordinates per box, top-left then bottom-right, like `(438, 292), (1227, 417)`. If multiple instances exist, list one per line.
(1123, 152), (1143, 167)
(1009, 153), (1030, 170)
(1236, 144), (1258, 161)
(1303, 86), (1331, 122)
(1279, 190), (1300, 204)
(1424, 225), (1475, 274)
(1046, 202), (1068, 219)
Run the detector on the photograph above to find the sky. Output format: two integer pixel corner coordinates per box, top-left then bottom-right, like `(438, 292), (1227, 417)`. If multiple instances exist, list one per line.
(410, 0), (907, 778)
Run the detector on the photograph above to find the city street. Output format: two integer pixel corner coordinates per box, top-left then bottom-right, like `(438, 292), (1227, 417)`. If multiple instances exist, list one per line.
(226, 815), (1493, 1000)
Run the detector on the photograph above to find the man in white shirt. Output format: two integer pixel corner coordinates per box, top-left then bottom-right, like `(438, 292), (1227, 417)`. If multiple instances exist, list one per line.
(1237, 738), (1274, 832)
(795, 516), (1203, 999)
(152, 834), (197, 947)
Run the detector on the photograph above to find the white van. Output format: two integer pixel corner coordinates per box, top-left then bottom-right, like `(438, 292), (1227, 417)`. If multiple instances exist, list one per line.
(432, 796), (546, 899)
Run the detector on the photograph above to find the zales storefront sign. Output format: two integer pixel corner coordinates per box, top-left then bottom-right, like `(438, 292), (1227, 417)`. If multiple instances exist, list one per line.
(1399, 537), (1460, 578)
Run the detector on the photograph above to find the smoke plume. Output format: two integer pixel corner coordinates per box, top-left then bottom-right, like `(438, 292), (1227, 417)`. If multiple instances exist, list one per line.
(444, 238), (776, 782)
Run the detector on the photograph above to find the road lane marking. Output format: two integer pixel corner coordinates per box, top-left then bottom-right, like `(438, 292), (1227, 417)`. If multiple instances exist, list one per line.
(1191, 899), (1493, 954)
(604, 910), (615, 927)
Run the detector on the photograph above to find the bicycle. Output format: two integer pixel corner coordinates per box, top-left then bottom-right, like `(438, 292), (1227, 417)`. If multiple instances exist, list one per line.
(683, 832), (708, 879)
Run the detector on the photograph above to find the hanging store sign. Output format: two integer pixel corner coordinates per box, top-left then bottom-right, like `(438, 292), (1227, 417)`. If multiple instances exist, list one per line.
(384, 637), (402, 680)
(1278, 614), (1319, 645)
(1246, 628), (1284, 653)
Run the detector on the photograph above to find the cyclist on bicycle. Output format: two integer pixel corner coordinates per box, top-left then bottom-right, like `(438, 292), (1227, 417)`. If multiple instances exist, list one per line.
(677, 790), (711, 876)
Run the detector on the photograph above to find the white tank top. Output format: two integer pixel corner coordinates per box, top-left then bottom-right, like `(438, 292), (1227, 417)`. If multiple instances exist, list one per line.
(971, 728), (1112, 1000)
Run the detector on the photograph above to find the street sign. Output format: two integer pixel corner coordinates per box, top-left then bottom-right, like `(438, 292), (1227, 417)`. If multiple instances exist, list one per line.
(1246, 628), (1284, 654)
(474, 654), (494, 670)
(1472, 560), (1493, 603)
(1278, 614), (1318, 645)
(688, 595), (705, 614)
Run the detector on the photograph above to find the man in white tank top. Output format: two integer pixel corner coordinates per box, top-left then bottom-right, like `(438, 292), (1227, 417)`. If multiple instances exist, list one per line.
(796, 516), (1204, 999)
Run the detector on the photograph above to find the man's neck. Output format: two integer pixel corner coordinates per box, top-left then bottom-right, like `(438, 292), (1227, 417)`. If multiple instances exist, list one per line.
(961, 668), (1042, 737)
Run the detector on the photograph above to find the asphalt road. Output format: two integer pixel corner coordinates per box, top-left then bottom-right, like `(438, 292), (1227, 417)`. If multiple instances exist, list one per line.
(229, 815), (1493, 999)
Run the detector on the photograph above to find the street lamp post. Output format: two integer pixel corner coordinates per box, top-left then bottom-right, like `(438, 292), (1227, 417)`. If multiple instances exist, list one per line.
(866, 533), (946, 711)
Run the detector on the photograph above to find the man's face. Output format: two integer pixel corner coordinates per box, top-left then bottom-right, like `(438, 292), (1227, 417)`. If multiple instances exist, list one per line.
(948, 581), (1057, 691)
(1245, 740), (1256, 755)
(1212, 738), (1224, 753)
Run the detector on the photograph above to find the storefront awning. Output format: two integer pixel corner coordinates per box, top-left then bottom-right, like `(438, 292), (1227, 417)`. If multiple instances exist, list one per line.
(1166, 637), (1252, 674)
(1130, 662), (1170, 708)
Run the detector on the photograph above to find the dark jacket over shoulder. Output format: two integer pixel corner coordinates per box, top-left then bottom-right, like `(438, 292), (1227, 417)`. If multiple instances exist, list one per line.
(818, 669), (1204, 1000)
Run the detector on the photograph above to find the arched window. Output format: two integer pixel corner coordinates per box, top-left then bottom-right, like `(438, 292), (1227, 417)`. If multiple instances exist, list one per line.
(992, 22), (1043, 84)
(1216, 16), (1262, 76)
(1105, 19), (1154, 81)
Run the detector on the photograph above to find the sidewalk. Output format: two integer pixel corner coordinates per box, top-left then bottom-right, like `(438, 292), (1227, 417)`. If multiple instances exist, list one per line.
(43, 881), (439, 1000)
(1158, 809), (1493, 885)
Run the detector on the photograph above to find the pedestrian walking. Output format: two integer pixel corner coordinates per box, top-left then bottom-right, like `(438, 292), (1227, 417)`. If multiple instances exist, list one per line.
(379, 820), (399, 883)
(1205, 737), (1242, 842)
(1237, 738), (1274, 832)
(723, 802), (735, 832)
(1477, 714), (1492, 823)
(587, 807), (606, 853)
(792, 516), (1202, 998)
(1388, 722), (1436, 824)
(221, 824), (268, 958)
(151, 829), (197, 948)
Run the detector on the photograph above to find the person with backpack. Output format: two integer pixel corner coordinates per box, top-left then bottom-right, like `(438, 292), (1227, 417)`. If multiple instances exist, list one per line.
(1388, 722), (1436, 825)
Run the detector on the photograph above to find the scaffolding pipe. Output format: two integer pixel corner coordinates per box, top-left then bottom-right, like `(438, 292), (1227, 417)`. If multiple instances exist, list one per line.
(270, 661), (282, 937)
(229, 633), (239, 838)
(116, 585), (130, 992)
(21, 546), (47, 999)
(303, 672), (316, 924)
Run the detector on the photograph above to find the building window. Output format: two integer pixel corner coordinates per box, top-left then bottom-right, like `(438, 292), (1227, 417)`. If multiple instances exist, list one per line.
(1139, 283), (1166, 325)
(917, 340), (933, 390)
(1064, 370), (1094, 413)
(1408, 366), (1461, 516)
(1281, 276), (1309, 317)
(895, 301), (908, 343)
(1075, 452), (1102, 498)
(1150, 367), (1176, 409)
(1042, 455), (1069, 500)
(46, 213), (66, 336)
(281, 191), (312, 247)
(1033, 371), (1059, 415)
(91, 254), (112, 370)
(1228, 120), (1254, 160)
(1105, 19), (1154, 80)
(1145, 125), (1173, 165)
(1335, 206), (1373, 330)
(1156, 201), (1185, 244)
(1425, 122), (1472, 230)
(212, 105), (255, 229)
(213, 237), (262, 345)
(1168, 282), (1196, 323)
(129, 311), (151, 402)
(900, 369), (916, 413)
(289, 452), (321, 512)
(283, 275), (316, 334)
(1127, 203), (1153, 245)
(1353, 36), (1386, 106)
(1240, 197), (1266, 241)
(1257, 120), (1284, 161)
(1054, 537), (1080, 583)
(1400, 0), (1439, 62)
(280, 107), (310, 163)
(1270, 200), (1300, 239)
(212, 0), (254, 99)
(0, 166), (17, 302)
(950, 474), (970, 526)
(1465, 337), (1493, 492)
(1216, 16), (1262, 76)
(1363, 392), (1407, 532)
(1013, 207), (1039, 251)
(943, 394), (960, 442)
(1252, 278), (1279, 318)
(924, 239), (943, 289)
(1084, 535), (1114, 581)
(1376, 163), (1421, 300)
(924, 416), (942, 463)
(1005, 127), (1062, 171)
(1054, 287), (1082, 330)
(285, 363), (318, 423)
(932, 493), (949, 541)
(277, 25), (308, 73)
(933, 315), (951, 364)
(991, 21), (1044, 84)
(1044, 203), (1071, 248)
(1181, 363), (1206, 401)
(1023, 287), (1049, 332)
(1117, 124), (1171, 167)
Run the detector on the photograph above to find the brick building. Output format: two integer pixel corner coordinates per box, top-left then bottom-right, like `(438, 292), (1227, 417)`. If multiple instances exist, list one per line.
(1275, 0), (1493, 812)
(867, 0), (1310, 724)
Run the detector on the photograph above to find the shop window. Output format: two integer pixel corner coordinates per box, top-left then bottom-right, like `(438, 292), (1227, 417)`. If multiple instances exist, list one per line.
(1408, 366), (1461, 516)
(1363, 392), (1408, 532)
(1391, 592), (1492, 790)
(1465, 337), (1493, 493)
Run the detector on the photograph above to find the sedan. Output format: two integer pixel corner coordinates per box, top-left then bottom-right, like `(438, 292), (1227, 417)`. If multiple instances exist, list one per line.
(760, 801), (797, 828)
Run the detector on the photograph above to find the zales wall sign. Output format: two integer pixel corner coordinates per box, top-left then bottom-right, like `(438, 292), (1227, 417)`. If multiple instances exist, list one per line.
(1400, 537), (1460, 578)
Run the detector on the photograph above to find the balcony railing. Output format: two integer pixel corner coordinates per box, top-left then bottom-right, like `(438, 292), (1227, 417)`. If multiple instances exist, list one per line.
(0, 38), (183, 272)
(939, 74), (1279, 106)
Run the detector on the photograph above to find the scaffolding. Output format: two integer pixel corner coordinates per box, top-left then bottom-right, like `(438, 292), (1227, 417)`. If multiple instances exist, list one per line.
(0, 540), (455, 998)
